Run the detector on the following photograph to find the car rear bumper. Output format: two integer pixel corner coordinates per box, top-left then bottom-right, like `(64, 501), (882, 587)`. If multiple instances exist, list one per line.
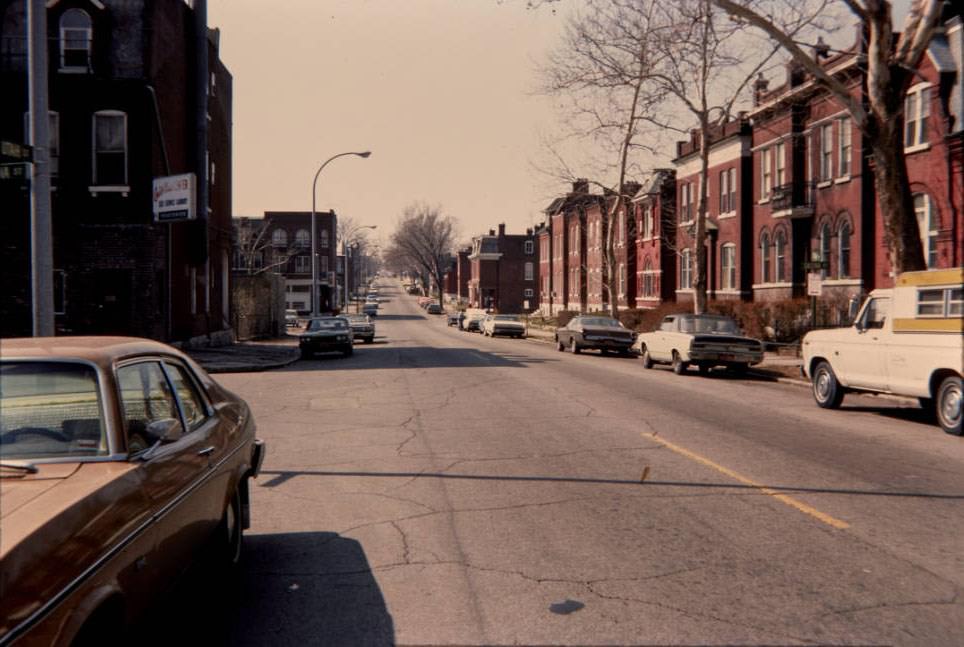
(688, 350), (763, 365)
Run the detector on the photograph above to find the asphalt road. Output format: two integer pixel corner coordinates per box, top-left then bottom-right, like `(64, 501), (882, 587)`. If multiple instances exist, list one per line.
(172, 281), (964, 646)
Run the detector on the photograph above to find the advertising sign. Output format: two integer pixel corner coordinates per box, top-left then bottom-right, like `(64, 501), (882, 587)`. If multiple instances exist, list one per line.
(152, 173), (196, 222)
(807, 272), (823, 297)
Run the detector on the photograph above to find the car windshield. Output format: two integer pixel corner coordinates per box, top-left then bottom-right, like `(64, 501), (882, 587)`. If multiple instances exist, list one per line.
(494, 315), (520, 321)
(346, 315), (369, 323)
(0, 362), (109, 460)
(307, 318), (349, 331)
(678, 315), (740, 334)
(581, 317), (621, 328)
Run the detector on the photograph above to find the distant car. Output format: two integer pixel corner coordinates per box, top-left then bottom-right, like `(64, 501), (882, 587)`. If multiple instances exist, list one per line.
(362, 302), (378, 316)
(461, 311), (485, 332)
(285, 309), (300, 328)
(555, 315), (635, 355)
(299, 316), (354, 358)
(482, 314), (527, 338)
(447, 312), (461, 326)
(0, 337), (265, 645)
(426, 303), (443, 315)
(636, 313), (763, 375)
(344, 313), (376, 344)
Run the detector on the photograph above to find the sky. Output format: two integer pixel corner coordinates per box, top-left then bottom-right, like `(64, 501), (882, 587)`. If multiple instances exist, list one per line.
(208, 0), (915, 246)
(207, 0), (573, 245)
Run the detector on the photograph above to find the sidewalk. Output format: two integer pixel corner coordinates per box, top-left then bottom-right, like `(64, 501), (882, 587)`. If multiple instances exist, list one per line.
(185, 336), (300, 374)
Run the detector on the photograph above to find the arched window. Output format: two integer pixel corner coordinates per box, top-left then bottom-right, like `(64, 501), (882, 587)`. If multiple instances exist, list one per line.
(774, 230), (787, 283)
(914, 193), (937, 268)
(760, 231), (771, 283)
(320, 229), (329, 249)
(837, 221), (851, 278)
(60, 9), (92, 71)
(819, 222), (832, 278)
(272, 229), (287, 247)
(295, 229), (310, 248)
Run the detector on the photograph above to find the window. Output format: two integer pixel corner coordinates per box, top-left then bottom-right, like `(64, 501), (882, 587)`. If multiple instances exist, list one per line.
(838, 118), (852, 176)
(643, 205), (654, 238)
(861, 297), (889, 329)
(60, 9), (91, 71)
(774, 230), (787, 283)
(719, 170), (729, 214)
(93, 111), (127, 186)
(524, 262), (534, 281)
(820, 124), (833, 181)
(819, 222), (832, 278)
(320, 229), (329, 248)
(116, 362), (178, 454)
(680, 249), (692, 289)
(618, 212), (625, 246)
(728, 168), (737, 212)
(164, 362), (209, 432)
(761, 148), (772, 199)
(722, 244), (736, 290)
(916, 287), (963, 317)
(618, 264), (626, 296)
(271, 229), (287, 247)
(904, 85), (931, 148)
(23, 111), (59, 177)
(524, 240), (534, 255)
(914, 193), (937, 268)
(642, 259), (655, 297)
(680, 183), (692, 222)
(524, 288), (534, 298)
(775, 142), (786, 187)
(838, 221), (851, 278)
(295, 255), (310, 273)
(295, 229), (310, 248)
(760, 232), (771, 283)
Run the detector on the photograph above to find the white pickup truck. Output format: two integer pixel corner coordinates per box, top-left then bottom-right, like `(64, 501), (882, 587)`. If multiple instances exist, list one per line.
(802, 268), (962, 435)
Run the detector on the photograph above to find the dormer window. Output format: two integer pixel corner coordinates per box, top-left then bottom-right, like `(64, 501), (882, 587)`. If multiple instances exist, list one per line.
(60, 9), (92, 72)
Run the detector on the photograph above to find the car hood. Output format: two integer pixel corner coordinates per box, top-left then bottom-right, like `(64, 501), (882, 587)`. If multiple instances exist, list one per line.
(803, 327), (854, 344)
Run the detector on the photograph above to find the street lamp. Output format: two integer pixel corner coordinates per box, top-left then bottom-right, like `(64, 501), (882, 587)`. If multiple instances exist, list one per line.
(342, 223), (377, 311)
(311, 150), (371, 318)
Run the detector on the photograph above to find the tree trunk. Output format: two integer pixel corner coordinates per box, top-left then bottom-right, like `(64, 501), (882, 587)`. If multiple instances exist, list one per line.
(693, 125), (711, 315)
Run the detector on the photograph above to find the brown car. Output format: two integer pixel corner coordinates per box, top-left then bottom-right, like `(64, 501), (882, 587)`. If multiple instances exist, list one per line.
(0, 337), (265, 646)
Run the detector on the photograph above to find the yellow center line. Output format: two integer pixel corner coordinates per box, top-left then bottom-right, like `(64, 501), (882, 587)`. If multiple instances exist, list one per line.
(645, 434), (850, 530)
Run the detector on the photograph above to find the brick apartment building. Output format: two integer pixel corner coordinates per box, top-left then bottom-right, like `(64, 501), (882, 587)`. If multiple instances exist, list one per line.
(632, 169), (677, 308)
(1, 0), (231, 342)
(584, 184), (640, 312)
(466, 224), (538, 313)
(240, 211), (338, 314)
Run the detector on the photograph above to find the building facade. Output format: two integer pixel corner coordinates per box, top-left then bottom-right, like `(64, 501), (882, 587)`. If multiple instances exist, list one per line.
(467, 224), (538, 313)
(1, 0), (232, 342)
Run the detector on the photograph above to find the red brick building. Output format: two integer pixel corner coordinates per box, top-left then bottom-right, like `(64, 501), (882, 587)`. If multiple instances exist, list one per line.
(467, 224), (538, 313)
(632, 170), (677, 308)
(455, 247), (471, 303)
(256, 211), (338, 313)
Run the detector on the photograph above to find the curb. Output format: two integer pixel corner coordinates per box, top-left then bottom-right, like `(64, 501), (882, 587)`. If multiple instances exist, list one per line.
(194, 350), (301, 374)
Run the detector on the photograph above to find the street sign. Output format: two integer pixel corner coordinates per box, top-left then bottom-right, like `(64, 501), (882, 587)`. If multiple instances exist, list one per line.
(807, 272), (823, 296)
(152, 173), (196, 222)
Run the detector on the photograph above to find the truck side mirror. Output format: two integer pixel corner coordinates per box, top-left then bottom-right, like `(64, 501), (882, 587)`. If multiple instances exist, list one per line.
(847, 296), (861, 324)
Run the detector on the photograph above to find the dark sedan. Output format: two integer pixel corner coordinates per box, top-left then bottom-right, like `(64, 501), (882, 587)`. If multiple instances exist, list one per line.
(299, 317), (354, 358)
(555, 315), (636, 355)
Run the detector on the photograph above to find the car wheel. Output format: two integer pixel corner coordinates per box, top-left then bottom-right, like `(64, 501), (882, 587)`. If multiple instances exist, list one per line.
(697, 363), (711, 376)
(640, 348), (653, 369)
(936, 375), (962, 436)
(556, 337), (565, 352)
(343, 346), (353, 357)
(215, 487), (243, 569)
(569, 338), (580, 354)
(812, 360), (844, 409)
(300, 348), (312, 360)
(671, 351), (688, 375)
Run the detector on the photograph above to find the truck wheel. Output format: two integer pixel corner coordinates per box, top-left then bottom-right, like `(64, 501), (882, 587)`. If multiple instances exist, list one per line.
(936, 376), (962, 436)
(812, 361), (844, 409)
(671, 351), (688, 375)
(640, 348), (653, 369)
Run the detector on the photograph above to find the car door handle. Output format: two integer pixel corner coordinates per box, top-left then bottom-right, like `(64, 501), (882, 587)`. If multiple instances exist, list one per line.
(197, 446), (215, 457)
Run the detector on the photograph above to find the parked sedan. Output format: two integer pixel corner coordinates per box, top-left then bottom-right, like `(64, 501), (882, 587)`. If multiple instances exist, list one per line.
(299, 316), (354, 358)
(461, 311), (485, 332)
(426, 303), (443, 315)
(344, 313), (376, 344)
(482, 314), (527, 338)
(636, 313), (764, 375)
(555, 316), (636, 355)
(0, 337), (264, 646)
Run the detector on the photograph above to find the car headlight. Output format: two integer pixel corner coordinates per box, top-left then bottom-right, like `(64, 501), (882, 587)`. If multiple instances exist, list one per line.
(337, 335), (347, 341)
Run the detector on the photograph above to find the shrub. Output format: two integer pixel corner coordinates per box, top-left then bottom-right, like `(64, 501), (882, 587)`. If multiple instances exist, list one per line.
(556, 310), (580, 328)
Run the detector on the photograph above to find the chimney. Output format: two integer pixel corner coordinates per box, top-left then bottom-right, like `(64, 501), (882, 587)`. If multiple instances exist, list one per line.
(526, 227), (533, 236)
(498, 223), (506, 237)
(489, 229), (495, 236)
(753, 73), (769, 106)
(572, 178), (589, 194)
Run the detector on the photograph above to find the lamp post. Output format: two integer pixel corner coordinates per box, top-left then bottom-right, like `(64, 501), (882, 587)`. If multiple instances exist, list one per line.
(342, 224), (377, 311)
(311, 151), (371, 318)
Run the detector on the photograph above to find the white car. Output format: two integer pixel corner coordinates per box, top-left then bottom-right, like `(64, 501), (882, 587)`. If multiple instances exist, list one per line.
(636, 313), (763, 375)
(482, 314), (527, 338)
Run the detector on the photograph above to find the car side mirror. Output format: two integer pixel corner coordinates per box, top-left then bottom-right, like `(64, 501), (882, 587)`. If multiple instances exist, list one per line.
(145, 418), (184, 444)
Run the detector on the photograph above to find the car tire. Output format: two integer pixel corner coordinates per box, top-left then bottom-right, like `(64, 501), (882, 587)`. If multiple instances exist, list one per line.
(641, 348), (653, 369)
(215, 487), (243, 570)
(556, 337), (564, 352)
(671, 351), (688, 375)
(300, 349), (312, 360)
(936, 375), (962, 436)
(569, 338), (580, 354)
(812, 360), (844, 409)
(343, 346), (353, 357)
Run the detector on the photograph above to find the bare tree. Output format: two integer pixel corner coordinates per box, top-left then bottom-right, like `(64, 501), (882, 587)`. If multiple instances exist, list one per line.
(715, 0), (941, 274)
(540, 0), (666, 317)
(386, 202), (457, 307)
(232, 217), (305, 275)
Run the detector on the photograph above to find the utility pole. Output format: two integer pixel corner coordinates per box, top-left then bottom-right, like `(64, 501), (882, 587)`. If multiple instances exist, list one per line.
(28, 0), (54, 336)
